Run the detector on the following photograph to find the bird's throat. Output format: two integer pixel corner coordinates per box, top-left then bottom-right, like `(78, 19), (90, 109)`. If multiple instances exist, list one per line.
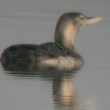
(55, 22), (77, 49)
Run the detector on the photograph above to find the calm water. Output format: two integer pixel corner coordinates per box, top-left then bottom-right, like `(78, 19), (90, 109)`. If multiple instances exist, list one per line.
(0, 0), (110, 110)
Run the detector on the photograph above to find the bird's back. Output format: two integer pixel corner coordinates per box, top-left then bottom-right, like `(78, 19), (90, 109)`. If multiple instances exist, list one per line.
(1, 44), (39, 71)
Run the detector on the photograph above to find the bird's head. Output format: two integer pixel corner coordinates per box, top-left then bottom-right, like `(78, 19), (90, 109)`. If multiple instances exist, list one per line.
(59, 12), (102, 31)
(55, 12), (102, 48)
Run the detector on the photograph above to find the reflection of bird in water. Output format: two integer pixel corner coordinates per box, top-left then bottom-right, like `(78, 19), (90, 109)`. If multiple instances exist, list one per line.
(0, 12), (102, 72)
(52, 73), (96, 110)
(53, 74), (74, 107)
(5, 70), (96, 110)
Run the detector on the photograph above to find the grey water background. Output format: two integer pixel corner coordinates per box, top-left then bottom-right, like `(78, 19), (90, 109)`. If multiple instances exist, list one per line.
(0, 0), (110, 110)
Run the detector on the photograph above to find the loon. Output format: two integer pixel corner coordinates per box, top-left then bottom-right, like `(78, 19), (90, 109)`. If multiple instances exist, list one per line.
(0, 12), (102, 72)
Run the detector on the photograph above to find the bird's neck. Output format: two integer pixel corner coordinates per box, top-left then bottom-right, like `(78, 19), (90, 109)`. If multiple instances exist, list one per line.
(54, 22), (77, 49)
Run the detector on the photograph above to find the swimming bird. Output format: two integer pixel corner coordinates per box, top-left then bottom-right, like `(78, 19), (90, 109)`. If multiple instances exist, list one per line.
(0, 12), (102, 72)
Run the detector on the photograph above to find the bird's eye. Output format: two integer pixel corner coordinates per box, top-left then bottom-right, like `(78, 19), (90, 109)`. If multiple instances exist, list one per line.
(80, 15), (84, 20)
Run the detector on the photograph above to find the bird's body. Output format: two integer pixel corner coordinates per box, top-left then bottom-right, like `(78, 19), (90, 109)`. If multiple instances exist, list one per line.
(0, 12), (102, 72)
(1, 42), (83, 71)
